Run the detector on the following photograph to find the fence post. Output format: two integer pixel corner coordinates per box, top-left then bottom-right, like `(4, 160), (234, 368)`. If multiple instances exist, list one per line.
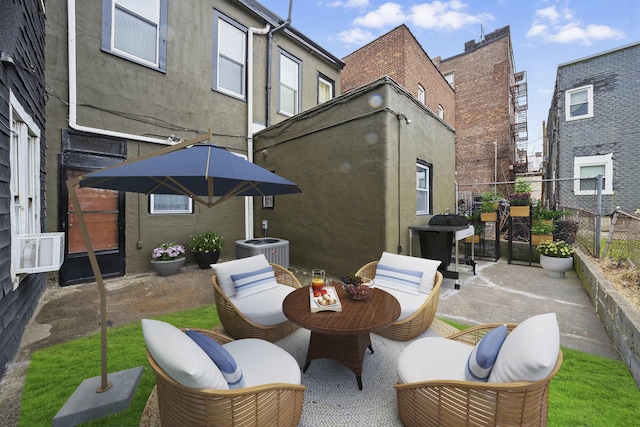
(595, 174), (603, 258)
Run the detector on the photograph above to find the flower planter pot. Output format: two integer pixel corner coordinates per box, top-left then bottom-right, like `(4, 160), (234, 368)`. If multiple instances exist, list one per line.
(194, 250), (221, 269)
(510, 206), (530, 217)
(481, 212), (497, 222)
(465, 235), (480, 243)
(150, 258), (185, 276)
(539, 254), (573, 278)
(531, 234), (552, 246)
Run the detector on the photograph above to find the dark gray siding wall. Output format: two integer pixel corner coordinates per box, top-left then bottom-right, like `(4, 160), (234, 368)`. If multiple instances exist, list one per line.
(556, 44), (640, 214)
(0, 0), (47, 379)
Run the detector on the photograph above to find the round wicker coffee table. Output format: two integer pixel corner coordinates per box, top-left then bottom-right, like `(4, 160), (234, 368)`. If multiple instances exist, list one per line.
(283, 283), (400, 390)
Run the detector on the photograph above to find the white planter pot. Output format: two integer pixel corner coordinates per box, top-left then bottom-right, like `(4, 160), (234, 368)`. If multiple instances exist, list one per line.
(539, 254), (573, 278)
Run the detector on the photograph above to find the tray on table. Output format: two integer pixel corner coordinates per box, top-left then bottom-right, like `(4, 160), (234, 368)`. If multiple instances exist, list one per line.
(309, 285), (342, 313)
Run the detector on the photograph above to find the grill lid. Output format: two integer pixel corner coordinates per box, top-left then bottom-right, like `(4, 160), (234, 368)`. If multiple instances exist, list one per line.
(428, 214), (468, 226)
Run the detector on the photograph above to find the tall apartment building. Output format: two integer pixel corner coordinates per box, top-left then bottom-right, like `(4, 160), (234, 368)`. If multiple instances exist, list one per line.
(436, 26), (528, 188)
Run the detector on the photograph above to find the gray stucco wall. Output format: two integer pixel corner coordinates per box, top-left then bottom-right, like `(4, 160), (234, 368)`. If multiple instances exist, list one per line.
(44, 0), (342, 275)
(253, 78), (456, 276)
(555, 43), (640, 214)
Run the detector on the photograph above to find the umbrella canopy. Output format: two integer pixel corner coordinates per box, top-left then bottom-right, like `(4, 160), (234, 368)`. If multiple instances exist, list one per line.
(78, 144), (301, 207)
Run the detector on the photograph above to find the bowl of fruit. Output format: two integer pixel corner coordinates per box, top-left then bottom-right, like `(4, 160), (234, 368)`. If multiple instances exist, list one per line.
(340, 275), (374, 300)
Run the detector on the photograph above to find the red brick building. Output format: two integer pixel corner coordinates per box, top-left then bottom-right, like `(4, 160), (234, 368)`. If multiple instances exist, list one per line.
(436, 26), (527, 187)
(342, 25), (528, 194)
(341, 25), (455, 127)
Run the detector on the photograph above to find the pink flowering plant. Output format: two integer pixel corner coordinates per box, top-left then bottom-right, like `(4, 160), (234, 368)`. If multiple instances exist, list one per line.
(151, 242), (186, 261)
(537, 240), (574, 258)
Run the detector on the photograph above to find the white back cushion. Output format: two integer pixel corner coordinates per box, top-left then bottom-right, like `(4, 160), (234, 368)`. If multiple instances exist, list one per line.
(377, 252), (441, 294)
(212, 254), (271, 298)
(488, 313), (560, 383)
(142, 319), (228, 390)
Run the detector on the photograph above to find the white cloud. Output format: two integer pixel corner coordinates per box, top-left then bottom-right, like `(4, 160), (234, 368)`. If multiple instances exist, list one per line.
(351, 1), (492, 32)
(410, 0), (493, 31)
(353, 2), (406, 28)
(528, 6), (624, 45)
(333, 27), (376, 45)
(328, 0), (369, 8)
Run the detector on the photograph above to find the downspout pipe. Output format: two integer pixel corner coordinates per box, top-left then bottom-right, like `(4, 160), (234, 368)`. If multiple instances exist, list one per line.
(245, 23), (271, 239)
(265, 1), (293, 127)
(68, 0), (169, 144)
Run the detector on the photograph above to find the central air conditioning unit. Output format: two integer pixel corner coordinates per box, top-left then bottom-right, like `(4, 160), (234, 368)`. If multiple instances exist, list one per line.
(235, 238), (289, 268)
(12, 232), (65, 274)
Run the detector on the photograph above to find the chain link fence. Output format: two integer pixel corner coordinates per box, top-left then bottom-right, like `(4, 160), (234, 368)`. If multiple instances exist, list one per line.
(457, 176), (640, 269)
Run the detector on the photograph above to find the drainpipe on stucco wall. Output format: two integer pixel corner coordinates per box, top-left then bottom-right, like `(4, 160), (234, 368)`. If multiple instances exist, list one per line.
(67, 0), (168, 145)
(245, 24), (271, 239)
(265, 0), (293, 127)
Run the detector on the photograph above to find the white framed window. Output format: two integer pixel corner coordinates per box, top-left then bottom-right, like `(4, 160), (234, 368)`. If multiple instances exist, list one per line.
(574, 153), (613, 195)
(417, 84), (425, 104)
(150, 194), (193, 214)
(416, 161), (432, 215)
(565, 85), (593, 121)
(10, 91), (41, 237)
(279, 49), (301, 116)
(444, 72), (454, 89)
(102, 0), (168, 71)
(438, 104), (444, 119)
(213, 12), (247, 99)
(318, 73), (334, 104)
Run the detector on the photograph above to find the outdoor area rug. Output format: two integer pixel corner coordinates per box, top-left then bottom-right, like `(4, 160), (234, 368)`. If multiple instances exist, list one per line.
(140, 319), (456, 426)
(275, 323), (446, 426)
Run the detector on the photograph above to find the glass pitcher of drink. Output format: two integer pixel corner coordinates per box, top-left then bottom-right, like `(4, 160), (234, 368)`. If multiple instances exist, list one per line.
(311, 269), (325, 291)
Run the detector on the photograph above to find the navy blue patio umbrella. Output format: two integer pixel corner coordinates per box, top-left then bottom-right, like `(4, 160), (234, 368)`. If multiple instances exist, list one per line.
(62, 132), (301, 417)
(78, 142), (301, 206)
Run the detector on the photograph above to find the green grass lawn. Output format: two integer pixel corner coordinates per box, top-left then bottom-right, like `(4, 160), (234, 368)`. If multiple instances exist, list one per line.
(20, 309), (640, 426)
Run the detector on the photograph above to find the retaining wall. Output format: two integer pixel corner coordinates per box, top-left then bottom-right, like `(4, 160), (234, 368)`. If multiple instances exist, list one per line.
(574, 251), (640, 387)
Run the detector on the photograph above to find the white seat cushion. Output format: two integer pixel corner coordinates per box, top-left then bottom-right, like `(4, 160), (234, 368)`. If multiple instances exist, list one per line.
(397, 337), (472, 383)
(223, 338), (301, 387)
(212, 254), (271, 298)
(377, 252), (441, 294)
(142, 319), (228, 390)
(376, 285), (428, 321)
(488, 313), (560, 383)
(230, 284), (295, 326)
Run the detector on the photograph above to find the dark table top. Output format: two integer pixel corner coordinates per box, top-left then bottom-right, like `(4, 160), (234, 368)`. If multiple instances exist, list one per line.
(409, 224), (471, 232)
(282, 283), (400, 336)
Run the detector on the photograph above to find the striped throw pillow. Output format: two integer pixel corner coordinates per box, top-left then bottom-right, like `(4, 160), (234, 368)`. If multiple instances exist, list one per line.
(186, 329), (245, 389)
(231, 266), (279, 299)
(374, 263), (423, 295)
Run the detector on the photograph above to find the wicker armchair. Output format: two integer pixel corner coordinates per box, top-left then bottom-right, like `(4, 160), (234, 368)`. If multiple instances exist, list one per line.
(395, 323), (564, 427)
(355, 261), (442, 341)
(146, 328), (305, 427)
(212, 263), (301, 342)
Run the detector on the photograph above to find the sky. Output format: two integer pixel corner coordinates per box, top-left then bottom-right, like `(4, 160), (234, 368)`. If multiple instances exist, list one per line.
(256, 0), (640, 155)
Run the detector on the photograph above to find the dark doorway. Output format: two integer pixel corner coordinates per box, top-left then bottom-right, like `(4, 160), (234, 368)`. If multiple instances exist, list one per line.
(58, 130), (127, 285)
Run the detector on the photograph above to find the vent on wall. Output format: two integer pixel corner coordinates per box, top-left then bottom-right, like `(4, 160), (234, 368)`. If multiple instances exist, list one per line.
(12, 233), (65, 274)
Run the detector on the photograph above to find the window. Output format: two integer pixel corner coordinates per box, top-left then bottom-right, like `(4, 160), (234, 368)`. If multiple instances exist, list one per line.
(102, 0), (168, 71)
(438, 104), (444, 119)
(444, 72), (454, 89)
(416, 161), (432, 215)
(150, 194), (193, 214)
(565, 85), (593, 121)
(213, 12), (247, 99)
(10, 91), (41, 237)
(417, 84), (425, 104)
(318, 73), (334, 104)
(574, 154), (613, 195)
(279, 50), (301, 116)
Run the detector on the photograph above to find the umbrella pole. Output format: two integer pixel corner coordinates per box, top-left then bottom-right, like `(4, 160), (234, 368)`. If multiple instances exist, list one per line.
(66, 178), (112, 392)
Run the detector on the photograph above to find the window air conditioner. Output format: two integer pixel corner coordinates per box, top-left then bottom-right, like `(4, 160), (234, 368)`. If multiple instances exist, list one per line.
(13, 233), (65, 274)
